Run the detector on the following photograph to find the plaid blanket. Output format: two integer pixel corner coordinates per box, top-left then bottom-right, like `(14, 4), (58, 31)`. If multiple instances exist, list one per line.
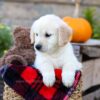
(0, 64), (81, 100)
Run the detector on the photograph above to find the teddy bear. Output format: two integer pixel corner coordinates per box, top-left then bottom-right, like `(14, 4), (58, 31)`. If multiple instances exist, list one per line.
(0, 27), (35, 100)
(0, 27), (82, 100)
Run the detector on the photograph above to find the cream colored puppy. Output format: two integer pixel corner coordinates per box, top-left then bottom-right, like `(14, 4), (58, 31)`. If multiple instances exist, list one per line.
(30, 15), (82, 87)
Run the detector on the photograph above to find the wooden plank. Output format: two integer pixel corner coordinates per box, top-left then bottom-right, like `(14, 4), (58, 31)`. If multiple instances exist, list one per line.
(5, 0), (100, 6)
(4, 0), (72, 3)
(82, 60), (94, 91)
(93, 59), (100, 86)
(95, 89), (100, 99)
(82, 58), (100, 90)
(83, 59), (100, 100)
(83, 89), (100, 100)
(72, 39), (100, 58)
(82, 47), (100, 57)
(83, 0), (100, 6)
(72, 39), (100, 46)
(83, 93), (95, 100)
(73, 45), (82, 61)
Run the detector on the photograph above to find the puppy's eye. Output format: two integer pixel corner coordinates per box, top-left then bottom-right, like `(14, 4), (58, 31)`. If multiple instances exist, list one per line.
(45, 33), (52, 38)
(36, 33), (38, 36)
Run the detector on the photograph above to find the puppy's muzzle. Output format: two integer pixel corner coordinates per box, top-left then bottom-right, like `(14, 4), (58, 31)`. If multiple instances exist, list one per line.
(35, 44), (42, 51)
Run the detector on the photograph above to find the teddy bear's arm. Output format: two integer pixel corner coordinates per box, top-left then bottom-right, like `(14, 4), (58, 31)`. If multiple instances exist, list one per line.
(4, 55), (28, 66)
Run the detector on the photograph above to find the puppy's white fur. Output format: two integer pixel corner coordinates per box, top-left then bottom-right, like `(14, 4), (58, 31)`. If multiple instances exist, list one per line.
(30, 15), (82, 87)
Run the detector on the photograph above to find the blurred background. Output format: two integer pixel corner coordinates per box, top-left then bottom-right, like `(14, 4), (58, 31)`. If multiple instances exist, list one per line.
(0, 0), (100, 100)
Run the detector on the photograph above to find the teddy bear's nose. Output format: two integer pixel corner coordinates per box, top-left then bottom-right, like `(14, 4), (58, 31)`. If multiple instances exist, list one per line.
(35, 44), (42, 50)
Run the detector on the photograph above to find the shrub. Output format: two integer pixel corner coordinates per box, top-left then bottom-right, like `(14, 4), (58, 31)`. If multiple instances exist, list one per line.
(0, 24), (13, 57)
(82, 7), (100, 39)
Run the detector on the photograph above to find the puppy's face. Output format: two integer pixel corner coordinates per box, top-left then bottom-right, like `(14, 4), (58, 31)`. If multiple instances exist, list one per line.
(30, 15), (72, 54)
(33, 23), (59, 53)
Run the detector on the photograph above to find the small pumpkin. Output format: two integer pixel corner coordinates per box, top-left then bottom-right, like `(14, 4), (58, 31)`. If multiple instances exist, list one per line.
(63, 17), (93, 42)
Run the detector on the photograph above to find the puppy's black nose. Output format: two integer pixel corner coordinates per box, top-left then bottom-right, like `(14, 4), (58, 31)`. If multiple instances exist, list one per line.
(35, 44), (42, 50)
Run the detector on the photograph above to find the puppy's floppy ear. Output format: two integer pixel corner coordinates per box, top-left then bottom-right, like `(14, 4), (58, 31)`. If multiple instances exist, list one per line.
(30, 26), (35, 44)
(58, 23), (73, 46)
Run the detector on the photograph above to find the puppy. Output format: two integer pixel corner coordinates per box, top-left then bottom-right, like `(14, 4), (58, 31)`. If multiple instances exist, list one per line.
(30, 15), (82, 87)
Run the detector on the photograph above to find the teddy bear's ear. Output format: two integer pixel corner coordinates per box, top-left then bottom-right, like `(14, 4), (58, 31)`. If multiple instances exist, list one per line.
(13, 27), (30, 35)
(13, 27), (23, 35)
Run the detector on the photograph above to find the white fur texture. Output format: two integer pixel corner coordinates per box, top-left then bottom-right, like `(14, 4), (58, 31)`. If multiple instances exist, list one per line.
(30, 14), (82, 87)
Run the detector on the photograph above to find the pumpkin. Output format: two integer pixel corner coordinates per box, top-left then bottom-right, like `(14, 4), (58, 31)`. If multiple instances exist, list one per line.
(63, 17), (93, 42)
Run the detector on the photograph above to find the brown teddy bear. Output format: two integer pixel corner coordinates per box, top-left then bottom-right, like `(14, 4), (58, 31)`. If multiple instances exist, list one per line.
(0, 27), (35, 100)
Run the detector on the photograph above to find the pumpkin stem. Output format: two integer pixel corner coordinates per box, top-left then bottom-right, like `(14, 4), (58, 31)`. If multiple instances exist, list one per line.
(73, 0), (81, 18)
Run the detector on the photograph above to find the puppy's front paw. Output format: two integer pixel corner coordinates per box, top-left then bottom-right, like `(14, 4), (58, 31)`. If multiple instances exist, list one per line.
(43, 72), (55, 87)
(62, 71), (75, 87)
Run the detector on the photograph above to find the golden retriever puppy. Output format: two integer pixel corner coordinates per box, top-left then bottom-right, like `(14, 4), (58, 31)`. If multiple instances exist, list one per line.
(30, 15), (82, 87)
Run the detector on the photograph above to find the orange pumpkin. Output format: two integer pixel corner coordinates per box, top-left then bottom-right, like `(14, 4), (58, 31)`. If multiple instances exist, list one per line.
(63, 17), (93, 42)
